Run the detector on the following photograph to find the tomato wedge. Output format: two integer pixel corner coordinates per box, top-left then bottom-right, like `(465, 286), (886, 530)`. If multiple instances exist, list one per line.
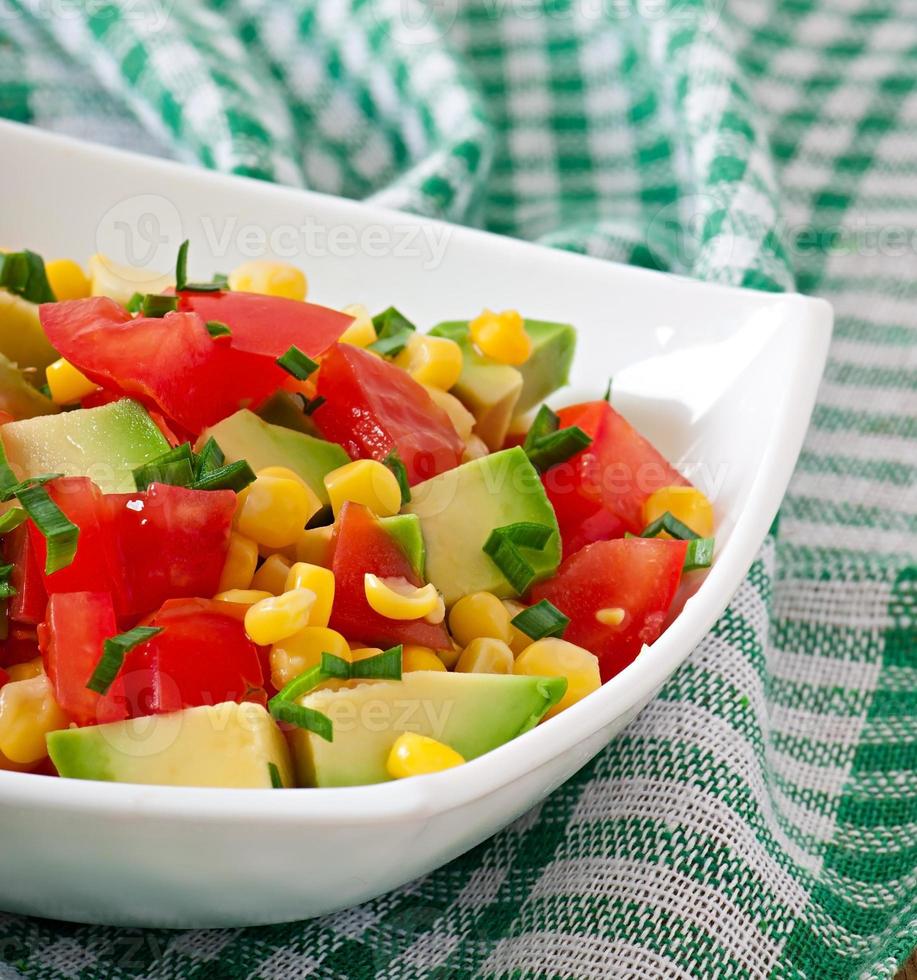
(530, 537), (687, 682)
(314, 344), (463, 484)
(329, 502), (451, 650)
(3, 524), (48, 625)
(541, 400), (689, 555)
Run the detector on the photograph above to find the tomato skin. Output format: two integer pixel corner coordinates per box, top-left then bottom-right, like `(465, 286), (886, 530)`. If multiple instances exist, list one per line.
(39, 592), (128, 726)
(329, 502), (451, 650)
(0, 668), (7, 688)
(117, 598), (265, 717)
(530, 537), (687, 682)
(542, 400), (689, 556)
(314, 344), (464, 484)
(30, 477), (234, 621)
(3, 524), (48, 625)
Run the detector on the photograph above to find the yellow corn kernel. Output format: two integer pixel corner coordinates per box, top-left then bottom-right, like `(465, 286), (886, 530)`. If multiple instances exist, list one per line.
(293, 525), (334, 568)
(461, 435), (490, 463)
(642, 485), (714, 539)
(348, 646), (384, 663)
(235, 474), (322, 549)
(395, 334), (463, 390)
(469, 309), (532, 365)
(270, 626), (350, 689)
(214, 589), (273, 606)
(339, 303), (377, 347)
(595, 606), (626, 627)
(514, 638), (600, 720)
(424, 385), (475, 441)
(7, 658), (43, 682)
(0, 674), (69, 765)
(448, 592), (512, 648)
(218, 532), (259, 592)
(45, 358), (98, 405)
(228, 259), (307, 301)
(256, 465), (311, 487)
(436, 642), (462, 671)
(364, 574), (441, 621)
(45, 258), (92, 300)
(285, 562), (335, 627)
(456, 637), (515, 674)
(244, 588), (316, 646)
(324, 459), (402, 518)
(402, 645), (447, 672)
(250, 554), (293, 596)
(502, 599), (533, 656)
(386, 732), (465, 779)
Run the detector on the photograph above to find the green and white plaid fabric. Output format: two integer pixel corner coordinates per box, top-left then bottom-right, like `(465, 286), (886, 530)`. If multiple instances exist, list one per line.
(0, 1), (915, 977)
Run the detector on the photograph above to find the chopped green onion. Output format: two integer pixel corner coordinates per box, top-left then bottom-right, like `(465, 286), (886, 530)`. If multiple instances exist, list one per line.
(523, 405), (560, 451)
(0, 507), (26, 535)
(174, 239), (189, 291)
(372, 307), (416, 339)
(86, 626), (163, 695)
(38, 383), (52, 399)
(191, 459), (255, 493)
(194, 437), (225, 479)
(683, 537), (715, 571)
(640, 511), (701, 541)
(302, 395), (326, 415)
(334, 645), (403, 681)
(0, 250), (55, 304)
(205, 320), (232, 338)
(511, 600), (569, 640)
(273, 664), (324, 705)
(140, 294), (178, 318)
(368, 330), (413, 357)
(276, 345), (319, 380)
(603, 377), (613, 402)
(269, 699), (333, 742)
(126, 292), (144, 313)
(11, 484), (78, 575)
(268, 762), (283, 789)
(483, 522), (556, 594)
(0, 563), (17, 600)
(0, 473), (62, 503)
(132, 443), (195, 491)
(525, 426), (592, 473)
(383, 450), (411, 505)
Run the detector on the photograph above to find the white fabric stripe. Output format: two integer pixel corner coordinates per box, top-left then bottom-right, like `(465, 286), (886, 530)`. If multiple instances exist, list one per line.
(768, 705), (867, 747)
(789, 471), (917, 515)
(831, 339), (917, 368)
(774, 579), (896, 631)
(768, 649), (883, 692)
(766, 744), (850, 797)
(779, 518), (916, 558)
(805, 427), (917, 463)
(816, 379), (917, 416)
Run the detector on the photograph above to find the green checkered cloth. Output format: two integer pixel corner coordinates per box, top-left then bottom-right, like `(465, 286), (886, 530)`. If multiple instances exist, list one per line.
(1, 1), (915, 977)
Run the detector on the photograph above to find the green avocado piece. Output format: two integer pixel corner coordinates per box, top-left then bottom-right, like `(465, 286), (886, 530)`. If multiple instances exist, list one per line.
(200, 409), (349, 507)
(291, 670), (567, 787)
(379, 513), (425, 579)
(1, 399), (170, 492)
(0, 353), (59, 420)
(48, 702), (294, 788)
(0, 291), (59, 383)
(404, 446), (560, 604)
(256, 390), (321, 437)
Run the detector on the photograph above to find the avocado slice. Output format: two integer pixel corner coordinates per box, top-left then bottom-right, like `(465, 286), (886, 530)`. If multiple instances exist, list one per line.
(431, 318), (575, 431)
(404, 446), (560, 604)
(0, 353), (59, 420)
(48, 702), (294, 788)
(1, 399), (170, 493)
(379, 513), (425, 579)
(0, 291), (59, 382)
(291, 670), (567, 787)
(200, 409), (349, 507)
(257, 390), (320, 437)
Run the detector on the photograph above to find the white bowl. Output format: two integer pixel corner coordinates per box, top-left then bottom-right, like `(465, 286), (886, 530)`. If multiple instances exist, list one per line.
(0, 121), (832, 928)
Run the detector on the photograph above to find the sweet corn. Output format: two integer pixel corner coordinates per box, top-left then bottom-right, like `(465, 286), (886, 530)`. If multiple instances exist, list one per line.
(514, 638), (600, 720)
(395, 334), (463, 390)
(436, 642), (462, 671)
(595, 606), (626, 627)
(228, 259), (307, 301)
(402, 645), (447, 672)
(218, 532), (259, 592)
(348, 646), (384, 663)
(0, 674), (69, 764)
(285, 562), (335, 627)
(214, 589), (273, 606)
(244, 588), (316, 646)
(45, 358), (98, 405)
(293, 525), (334, 568)
(456, 637), (514, 674)
(448, 592), (513, 648)
(424, 386), (475, 441)
(7, 658), (43, 682)
(251, 554), (293, 596)
(270, 626), (350, 689)
(469, 308), (532, 365)
(502, 599), (533, 656)
(386, 732), (465, 779)
(324, 459), (402, 518)
(339, 303), (377, 347)
(45, 258), (91, 300)
(257, 465), (311, 488)
(365, 574), (441, 621)
(642, 485), (714, 539)
(235, 474), (322, 549)
(461, 435), (490, 463)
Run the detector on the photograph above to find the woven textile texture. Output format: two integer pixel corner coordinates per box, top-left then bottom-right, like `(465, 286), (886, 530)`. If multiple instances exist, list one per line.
(0, 1), (916, 977)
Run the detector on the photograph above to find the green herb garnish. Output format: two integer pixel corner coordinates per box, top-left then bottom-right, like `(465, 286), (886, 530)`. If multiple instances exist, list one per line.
(140, 294), (179, 318)
(205, 320), (232, 338)
(640, 511), (701, 541)
(268, 762), (283, 789)
(383, 449), (411, 504)
(511, 599), (569, 640)
(683, 537), (715, 571)
(483, 522), (555, 594)
(522, 405), (591, 473)
(132, 443), (195, 490)
(190, 459), (255, 493)
(86, 626), (163, 695)
(0, 250), (55, 304)
(276, 345), (319, 380)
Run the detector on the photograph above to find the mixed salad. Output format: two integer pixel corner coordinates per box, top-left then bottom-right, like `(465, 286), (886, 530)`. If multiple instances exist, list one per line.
(0, 245), (715, 789)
